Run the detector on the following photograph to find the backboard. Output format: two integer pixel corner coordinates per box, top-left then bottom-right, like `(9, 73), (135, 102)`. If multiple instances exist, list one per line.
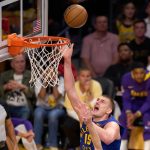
(0, 0), (48, 53)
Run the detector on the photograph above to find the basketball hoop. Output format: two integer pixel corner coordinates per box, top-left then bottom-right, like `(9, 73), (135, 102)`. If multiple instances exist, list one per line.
(7, 33), (70, 88)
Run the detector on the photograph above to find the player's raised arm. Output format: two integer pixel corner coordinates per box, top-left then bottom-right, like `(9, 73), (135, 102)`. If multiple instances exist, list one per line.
(63, 44), (85, 120)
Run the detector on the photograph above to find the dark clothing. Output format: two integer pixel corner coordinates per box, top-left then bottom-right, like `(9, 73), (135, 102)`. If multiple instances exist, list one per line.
(94, 76), (115, 99)
(0, 141), (8, 150)
(0, 102), (10, 119)
(0, 70), (34, 102)
(80, 116), (124, 150)
(129, 37), (150, 65)
(104, 62), (136, 90)
(0, 70), (34, 119)
(61, 115), (80, 148)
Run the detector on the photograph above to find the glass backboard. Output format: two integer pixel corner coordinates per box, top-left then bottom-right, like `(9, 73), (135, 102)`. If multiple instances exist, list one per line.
(0, 0), (48, 47)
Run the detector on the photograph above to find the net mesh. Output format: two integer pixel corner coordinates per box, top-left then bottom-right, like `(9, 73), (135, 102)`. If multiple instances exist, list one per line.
(25, 39), (68, 88)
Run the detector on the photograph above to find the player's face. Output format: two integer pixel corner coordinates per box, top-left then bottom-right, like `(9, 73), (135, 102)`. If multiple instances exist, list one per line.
(132, 68), (146, 83)
(78, 70), (92, 85)
(11, 54), (26, 74)
(91, 96), (112, 119)
(94, 16), (108, 32)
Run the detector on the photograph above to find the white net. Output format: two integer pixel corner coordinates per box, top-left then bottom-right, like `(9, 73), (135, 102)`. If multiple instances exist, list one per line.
(25, 39), (68, 88)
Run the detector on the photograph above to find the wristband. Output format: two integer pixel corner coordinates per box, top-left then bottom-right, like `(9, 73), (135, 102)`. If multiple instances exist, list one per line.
(126, 110), (132, 114)
(135, 111), (142, 117)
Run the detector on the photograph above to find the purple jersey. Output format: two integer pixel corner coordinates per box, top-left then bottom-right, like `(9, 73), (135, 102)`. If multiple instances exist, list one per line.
(11, 117), (33, 135)
(121, 72), (150, 114)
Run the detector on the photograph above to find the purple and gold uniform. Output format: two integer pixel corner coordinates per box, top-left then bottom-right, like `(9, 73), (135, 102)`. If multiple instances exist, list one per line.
(80, 116), (123, 150)
(120, 72), (150, 140)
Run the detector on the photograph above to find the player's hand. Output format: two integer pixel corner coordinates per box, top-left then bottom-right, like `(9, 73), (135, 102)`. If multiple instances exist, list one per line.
(62, 44), (74, 60)
(81, 104), (92, 124)
(127, 112), (134, 129)
(134, 111), (142, 119)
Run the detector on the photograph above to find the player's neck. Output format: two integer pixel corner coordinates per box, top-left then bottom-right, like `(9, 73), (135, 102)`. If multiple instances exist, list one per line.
(93, 114), (109, 122)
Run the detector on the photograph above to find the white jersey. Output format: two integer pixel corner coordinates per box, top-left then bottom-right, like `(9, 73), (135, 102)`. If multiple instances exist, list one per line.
(0, 105), (7, 141)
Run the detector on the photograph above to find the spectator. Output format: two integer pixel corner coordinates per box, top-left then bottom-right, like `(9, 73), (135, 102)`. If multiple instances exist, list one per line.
(0, 102), (18, 150)
(146, 54), (150, 71)
(115, 0), (136, 43)
(129, 19), (150, 65)
(80, 15), (119, 98)
(11, 117), (37, 150)
(64, 66), (103, 121)
(104, 42), (136, 109)
(119, 63), (150, 150)
(81, 15), (119, 78)
(34, 76), (65, 150)
(144, 0), (150, 38)
(0, 54), (34, 119)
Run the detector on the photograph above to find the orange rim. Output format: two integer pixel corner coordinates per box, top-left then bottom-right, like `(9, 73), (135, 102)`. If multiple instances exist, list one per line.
(24, 36), (70, 47)
(7, 33), (70, 57)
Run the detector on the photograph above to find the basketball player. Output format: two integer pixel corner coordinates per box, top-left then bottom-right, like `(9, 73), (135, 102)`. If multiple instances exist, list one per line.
(119, 63), (150, 150)
(63, 44), (123, 150)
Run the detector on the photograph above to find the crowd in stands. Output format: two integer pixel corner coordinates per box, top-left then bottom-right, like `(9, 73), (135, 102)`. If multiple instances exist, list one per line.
(1, 0), (150, 150)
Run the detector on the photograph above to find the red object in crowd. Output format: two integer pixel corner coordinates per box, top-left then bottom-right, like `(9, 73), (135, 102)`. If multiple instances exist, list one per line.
(58, 63), (78, 80)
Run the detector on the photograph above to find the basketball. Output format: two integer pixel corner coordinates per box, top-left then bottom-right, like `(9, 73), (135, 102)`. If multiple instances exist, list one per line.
(64, 4), (88, 28)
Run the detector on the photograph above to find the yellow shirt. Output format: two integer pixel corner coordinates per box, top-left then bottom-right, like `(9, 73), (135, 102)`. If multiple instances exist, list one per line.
(116, 20), (135, 43)
(64, 79), (102, 111)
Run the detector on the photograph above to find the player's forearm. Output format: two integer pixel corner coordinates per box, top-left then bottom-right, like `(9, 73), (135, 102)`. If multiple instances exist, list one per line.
(93, 122), (119, 145)
(87, 122), (102, 150)
(64, 57), (84, 113)
(64, 58), (75, 92)
(122, 93), (132, 111)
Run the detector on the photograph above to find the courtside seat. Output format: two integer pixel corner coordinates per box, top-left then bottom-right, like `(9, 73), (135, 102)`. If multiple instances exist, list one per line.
(128, 118), (144, 150)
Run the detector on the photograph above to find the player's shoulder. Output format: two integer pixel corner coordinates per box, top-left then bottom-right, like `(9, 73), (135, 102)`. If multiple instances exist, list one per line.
(104, 117), (120, 129)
